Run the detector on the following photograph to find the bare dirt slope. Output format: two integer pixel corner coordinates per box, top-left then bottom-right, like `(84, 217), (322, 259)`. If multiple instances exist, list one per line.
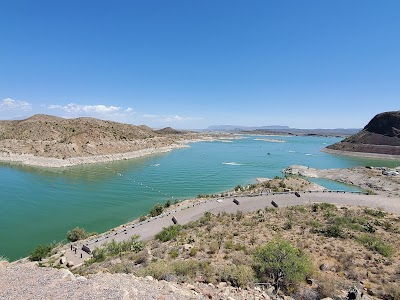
(0, 115), (199, 159)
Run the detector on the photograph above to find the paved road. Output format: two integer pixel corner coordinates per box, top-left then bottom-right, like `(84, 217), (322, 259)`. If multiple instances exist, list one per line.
(64, 191), (400, 267)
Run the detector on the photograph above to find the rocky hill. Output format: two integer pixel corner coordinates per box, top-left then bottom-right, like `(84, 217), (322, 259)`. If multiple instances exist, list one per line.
(326, 111), (400, 156)
(0, 114), (199, 159)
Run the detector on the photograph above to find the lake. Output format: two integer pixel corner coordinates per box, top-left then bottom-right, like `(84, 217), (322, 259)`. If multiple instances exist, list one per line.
(1, 135), (399, 260)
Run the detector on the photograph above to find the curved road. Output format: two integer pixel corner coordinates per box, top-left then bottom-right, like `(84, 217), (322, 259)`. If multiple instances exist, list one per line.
(65, 191), (400, 267)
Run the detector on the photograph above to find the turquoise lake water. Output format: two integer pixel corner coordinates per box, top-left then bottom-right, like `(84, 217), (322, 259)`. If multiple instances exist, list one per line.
(1, 136), (399, 260)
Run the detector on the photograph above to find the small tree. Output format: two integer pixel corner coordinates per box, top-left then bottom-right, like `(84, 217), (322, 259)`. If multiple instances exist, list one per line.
(66, 227), (89, 242)
(253, 238), (312, 293)
(149, 204), (164, 217)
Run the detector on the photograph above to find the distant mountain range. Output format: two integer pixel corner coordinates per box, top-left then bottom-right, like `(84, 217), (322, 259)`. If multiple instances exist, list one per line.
(326, 111), (400, 156)
(206, 125), (360, 136)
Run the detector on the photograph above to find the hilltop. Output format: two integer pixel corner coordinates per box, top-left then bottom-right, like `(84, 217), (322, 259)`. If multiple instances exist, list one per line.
(0, 114), (215, 167)
(326, 111), (400, 157)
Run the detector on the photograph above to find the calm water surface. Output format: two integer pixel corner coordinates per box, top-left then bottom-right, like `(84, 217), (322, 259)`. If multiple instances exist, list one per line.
(1, 136), (399, 260)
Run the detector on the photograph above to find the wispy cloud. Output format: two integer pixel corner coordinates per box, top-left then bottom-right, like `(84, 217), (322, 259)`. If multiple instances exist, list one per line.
(142, 114), (202, 122)
(0, 98), (32, 111)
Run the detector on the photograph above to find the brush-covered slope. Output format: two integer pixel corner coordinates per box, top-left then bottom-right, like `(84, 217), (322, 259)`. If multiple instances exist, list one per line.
(327, 111), (400, 155)
(0, 114), (193, 159)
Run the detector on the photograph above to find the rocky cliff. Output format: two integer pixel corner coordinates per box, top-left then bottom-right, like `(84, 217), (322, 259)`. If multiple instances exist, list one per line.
(326, 111), (400, 156)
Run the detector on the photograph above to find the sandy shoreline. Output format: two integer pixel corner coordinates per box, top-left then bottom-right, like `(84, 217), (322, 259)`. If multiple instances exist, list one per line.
(321, 147), (400, 160)
(0, 143), (191, 168)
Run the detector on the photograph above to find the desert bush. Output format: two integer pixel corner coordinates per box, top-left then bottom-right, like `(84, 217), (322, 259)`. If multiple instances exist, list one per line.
(189, 247), (199, 257)
(323, 224), (344, 238)
(209, 241), (219, 254)
(316, 274), (336, 298)
(29, 243), (55, 261)
(169, 249), (179, 258)
(364, 208), (386, 218)
(66, 227), (96, 242)
(253, 238), (313, 293)
(216, 264), (254, 288)
(385, 283), (400, 300)
(155, 225), (182, 242)
(132, 249), (149, 265)
(356, 234), (393, 257)
(149, 204), (164, 217)
(172, 260), (199, 277)
(137, 260), (172, 280)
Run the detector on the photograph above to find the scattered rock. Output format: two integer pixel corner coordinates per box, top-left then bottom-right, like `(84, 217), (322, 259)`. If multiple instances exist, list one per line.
(217, 282), (228, 288)
(319, 263), (329, 271)
(145, 275), (154, 281)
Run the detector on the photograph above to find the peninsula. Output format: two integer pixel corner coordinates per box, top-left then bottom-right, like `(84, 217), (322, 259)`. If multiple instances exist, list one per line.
(325, 110), (400, 159)
(0, 114), (218, 167)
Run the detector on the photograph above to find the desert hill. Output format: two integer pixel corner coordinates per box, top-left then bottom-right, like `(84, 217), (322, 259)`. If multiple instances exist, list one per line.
(326, 111), (400, 156)
(0, 114), (197, 159)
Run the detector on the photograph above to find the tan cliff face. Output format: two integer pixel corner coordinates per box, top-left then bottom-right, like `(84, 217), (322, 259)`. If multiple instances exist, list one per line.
(327, 111), (400, 156)
(0, 114), (198, 159)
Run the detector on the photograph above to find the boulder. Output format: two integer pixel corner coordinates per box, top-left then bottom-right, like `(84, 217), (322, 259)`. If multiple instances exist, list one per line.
(66, 261), (74, 268)
(60, 257), (66, 265)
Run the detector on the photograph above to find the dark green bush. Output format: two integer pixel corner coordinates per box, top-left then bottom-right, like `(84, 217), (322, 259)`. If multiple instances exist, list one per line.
(29, 243), (55, 261)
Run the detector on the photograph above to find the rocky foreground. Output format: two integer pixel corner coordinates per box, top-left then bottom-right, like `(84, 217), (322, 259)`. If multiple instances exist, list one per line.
(0, 263), (281, 300)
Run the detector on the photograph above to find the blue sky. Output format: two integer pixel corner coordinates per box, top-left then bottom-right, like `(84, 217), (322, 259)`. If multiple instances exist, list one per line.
(0, 1), (399, 129)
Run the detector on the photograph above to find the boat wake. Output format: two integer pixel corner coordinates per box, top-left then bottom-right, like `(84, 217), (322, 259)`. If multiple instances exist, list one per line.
(222, 162), (242, 166)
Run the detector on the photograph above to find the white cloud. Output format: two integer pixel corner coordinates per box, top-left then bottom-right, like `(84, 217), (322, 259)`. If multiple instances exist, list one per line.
(48, 103), (122, 114)
(0, 98), (32, 111)
(47, 102), (135, 123)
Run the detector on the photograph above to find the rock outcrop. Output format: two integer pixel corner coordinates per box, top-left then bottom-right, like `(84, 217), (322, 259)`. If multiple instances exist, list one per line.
(326, 111), (400, 156)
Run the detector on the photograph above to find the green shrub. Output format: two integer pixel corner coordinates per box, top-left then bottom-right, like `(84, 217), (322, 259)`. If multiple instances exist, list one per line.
(164, 199), (171, 208)
(172, 260), (199, 277)
(216, 264), (254, 288)
(29, 243), (55, 261)
(139, 215), (147, 222)
(356, 234), (393, 257)
(155, 225), (182, 242)
(0, 255), (9, 262)
(66, 227), (94, 242)
(149, 204), (164, 217)
(85, 235), (144, 265)
(253, 238), (313, 293)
